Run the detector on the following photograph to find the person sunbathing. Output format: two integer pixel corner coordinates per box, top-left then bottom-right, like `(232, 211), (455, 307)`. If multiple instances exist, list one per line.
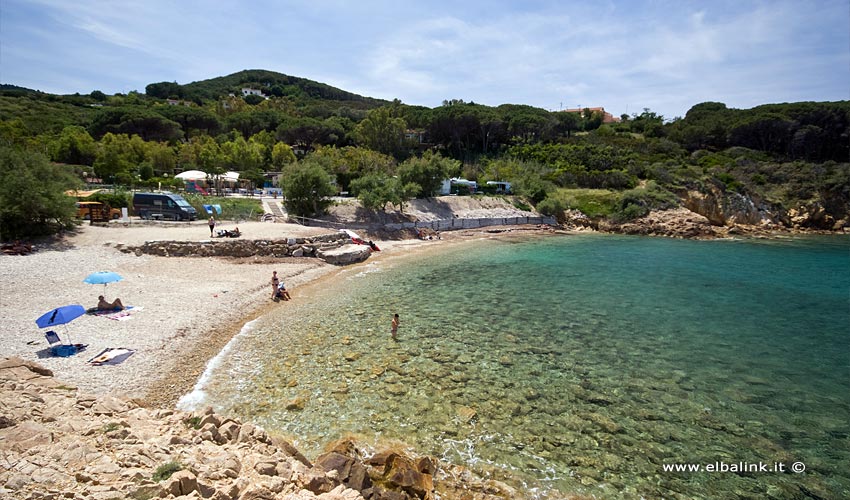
(97, 295), (124, 311)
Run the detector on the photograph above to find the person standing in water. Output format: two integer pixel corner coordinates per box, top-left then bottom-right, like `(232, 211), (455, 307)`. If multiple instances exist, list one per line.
(391, 313), (400, 340)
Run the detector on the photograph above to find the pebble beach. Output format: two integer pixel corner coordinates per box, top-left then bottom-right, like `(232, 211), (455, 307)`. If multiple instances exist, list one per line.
(0, 220), (377, 404)
(0, 217), (496, 407)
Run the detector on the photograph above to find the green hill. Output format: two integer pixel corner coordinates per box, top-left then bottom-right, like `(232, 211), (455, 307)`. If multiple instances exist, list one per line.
(147, 69), (388, 109)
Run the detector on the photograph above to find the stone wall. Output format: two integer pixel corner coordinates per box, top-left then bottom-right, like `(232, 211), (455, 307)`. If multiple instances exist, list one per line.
(119, 232), (372, 265)
(384, 216), (557, 232)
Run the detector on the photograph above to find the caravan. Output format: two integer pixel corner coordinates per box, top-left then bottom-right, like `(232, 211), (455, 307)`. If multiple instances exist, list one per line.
(440, 178), (479, 195)
(485, 181), (512, 194)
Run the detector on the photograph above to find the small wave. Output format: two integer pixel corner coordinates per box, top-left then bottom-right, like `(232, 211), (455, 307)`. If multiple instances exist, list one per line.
(176, 318), (259, 411)
(351, 263), (382, 278)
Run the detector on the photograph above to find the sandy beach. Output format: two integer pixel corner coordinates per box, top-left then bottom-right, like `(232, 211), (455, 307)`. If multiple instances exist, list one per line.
(0, 218), (512, 407)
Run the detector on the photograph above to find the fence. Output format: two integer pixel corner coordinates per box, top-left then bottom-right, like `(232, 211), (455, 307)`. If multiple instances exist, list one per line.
(288, 215), (557, 231)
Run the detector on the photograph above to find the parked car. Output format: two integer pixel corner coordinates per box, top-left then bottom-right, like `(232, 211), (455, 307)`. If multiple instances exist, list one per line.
(132, 192), (198, 221)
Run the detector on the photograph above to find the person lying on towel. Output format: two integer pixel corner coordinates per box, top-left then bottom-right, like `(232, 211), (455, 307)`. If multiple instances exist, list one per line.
(97, 295), (124, 311)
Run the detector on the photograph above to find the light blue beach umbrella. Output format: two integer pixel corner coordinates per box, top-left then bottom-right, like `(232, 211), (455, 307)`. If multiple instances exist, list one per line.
(84, 271), (123, 288)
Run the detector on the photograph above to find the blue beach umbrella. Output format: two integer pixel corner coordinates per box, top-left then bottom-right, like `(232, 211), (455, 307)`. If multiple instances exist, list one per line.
(35, 304), (86, 344)
(84, 271), (123, 287)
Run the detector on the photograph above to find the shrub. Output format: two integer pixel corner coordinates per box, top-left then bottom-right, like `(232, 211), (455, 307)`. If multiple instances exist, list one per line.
(612, 182), (678, 222)
(89, 190), (130, 208)
(153, 462), (183, 482)
(554, 188), (619, 218)
(613, 202), (649, 222)
(102, 422), (122, 433)
(536, 196), (566, 219)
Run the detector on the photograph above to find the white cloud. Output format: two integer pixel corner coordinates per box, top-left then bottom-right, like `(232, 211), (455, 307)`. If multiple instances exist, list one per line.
(2, 0), (847, 117)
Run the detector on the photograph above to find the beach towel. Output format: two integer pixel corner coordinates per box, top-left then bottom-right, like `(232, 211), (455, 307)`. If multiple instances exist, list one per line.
(88, 348), (135, 366)
(50, 343), (88, 357)
(89, 306), (141, 320)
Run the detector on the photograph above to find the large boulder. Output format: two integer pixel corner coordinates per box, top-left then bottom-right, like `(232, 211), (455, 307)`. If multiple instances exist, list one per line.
(317, 244), (372, 265)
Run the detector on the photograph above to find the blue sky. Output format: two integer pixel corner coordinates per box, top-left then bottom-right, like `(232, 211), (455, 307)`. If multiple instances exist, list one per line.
(2, 0), (848, 119)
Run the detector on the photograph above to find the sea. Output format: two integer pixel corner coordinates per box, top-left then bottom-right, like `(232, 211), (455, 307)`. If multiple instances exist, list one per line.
(180, 233), (850, 499)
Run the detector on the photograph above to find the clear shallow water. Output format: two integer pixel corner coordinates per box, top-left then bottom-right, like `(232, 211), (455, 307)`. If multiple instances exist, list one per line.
(190, 234), (850, 499)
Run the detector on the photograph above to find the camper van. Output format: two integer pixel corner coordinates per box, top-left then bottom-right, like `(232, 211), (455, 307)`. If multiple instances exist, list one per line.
(132, 192), (198, 221)
(485, 181), (512, 194)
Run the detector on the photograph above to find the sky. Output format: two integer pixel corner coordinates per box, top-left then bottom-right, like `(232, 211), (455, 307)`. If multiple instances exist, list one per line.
(1, 0), (848, 119)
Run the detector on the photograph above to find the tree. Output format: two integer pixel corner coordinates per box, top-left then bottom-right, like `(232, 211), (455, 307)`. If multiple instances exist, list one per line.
(93, 133), (135, 184)
(221, 136), (264, 171)
(354, 107), (407, 157)
(51, 126), (97, 165)
(398, 151), (460, 198)
(146, 142), (176, 176)
(89, 106), (183, 142)
(350, 173), (420, 212)
(243, 94), (264, 106)
(554, 111), (581, 138)
(280, 160), (336, 216)
(240, 167), (266, 193)
(272, 142), (297, 168)
(197, 137), (226, 194)
(145, 81), (182, 99)
(308, 146), (395, 193)
(138, 163), (155, 181)
(157, 106), (221, 137)
(0, 144), (79, 239)
(277, 116), (336, 152)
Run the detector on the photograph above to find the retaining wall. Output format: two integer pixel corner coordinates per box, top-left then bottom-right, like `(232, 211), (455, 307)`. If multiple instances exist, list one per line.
(383, 216), (556, 232)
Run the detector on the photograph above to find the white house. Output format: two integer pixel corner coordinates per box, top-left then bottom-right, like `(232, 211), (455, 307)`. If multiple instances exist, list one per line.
(241, 88), (264, 97)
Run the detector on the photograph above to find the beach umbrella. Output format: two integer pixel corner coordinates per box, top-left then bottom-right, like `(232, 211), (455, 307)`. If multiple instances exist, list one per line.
(84, 271), (123, 288)
(35, 304), (86, 344)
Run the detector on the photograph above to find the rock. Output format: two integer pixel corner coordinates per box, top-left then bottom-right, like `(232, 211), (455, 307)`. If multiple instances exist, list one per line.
(218, 420), (241, 442)
(346, 462), (372, 492)
(0, 420), (53, 452)
(382, 453), (435, 499)
(317, 244), (372, 265)
(0, 357), (54, 377)
(343, 352), (362, 362)
(285, 395), (308, 411)
(315, 452), (354, 479)
(457, 406), (477, 423)
(300, 469), (334, 494)
(165, 470), (199, 497)
(255, 461), (279, 476)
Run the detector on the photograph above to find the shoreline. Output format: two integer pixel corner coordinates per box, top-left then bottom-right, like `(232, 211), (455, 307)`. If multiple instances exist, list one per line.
(1, 219), (841, 407)
(143, 225), (559, 409)
(146, 221), (848, 409)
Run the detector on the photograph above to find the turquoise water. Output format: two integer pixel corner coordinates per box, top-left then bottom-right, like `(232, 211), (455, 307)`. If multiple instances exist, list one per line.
(192, 234), (850, 499)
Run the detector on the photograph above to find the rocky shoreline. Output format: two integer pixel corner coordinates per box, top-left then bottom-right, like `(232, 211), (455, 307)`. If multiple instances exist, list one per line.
(562, 207), (848, 240)
(0, 357), (526, 500)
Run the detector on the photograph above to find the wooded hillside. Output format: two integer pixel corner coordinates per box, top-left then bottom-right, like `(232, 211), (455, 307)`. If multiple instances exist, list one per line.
(1, 69), (848, 239)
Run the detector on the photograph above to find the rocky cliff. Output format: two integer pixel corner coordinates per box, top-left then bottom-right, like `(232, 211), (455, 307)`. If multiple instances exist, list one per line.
(0, 357), (522, 500)
(680, 185), (849, 231)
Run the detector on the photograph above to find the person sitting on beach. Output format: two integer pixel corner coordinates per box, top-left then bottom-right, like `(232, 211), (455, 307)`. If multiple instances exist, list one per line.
(97, 295), (124, 311)
(277, 282), (291, 301)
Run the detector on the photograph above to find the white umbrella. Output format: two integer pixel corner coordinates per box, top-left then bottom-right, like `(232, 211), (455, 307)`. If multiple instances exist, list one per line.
(175, 170), (209, 181)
